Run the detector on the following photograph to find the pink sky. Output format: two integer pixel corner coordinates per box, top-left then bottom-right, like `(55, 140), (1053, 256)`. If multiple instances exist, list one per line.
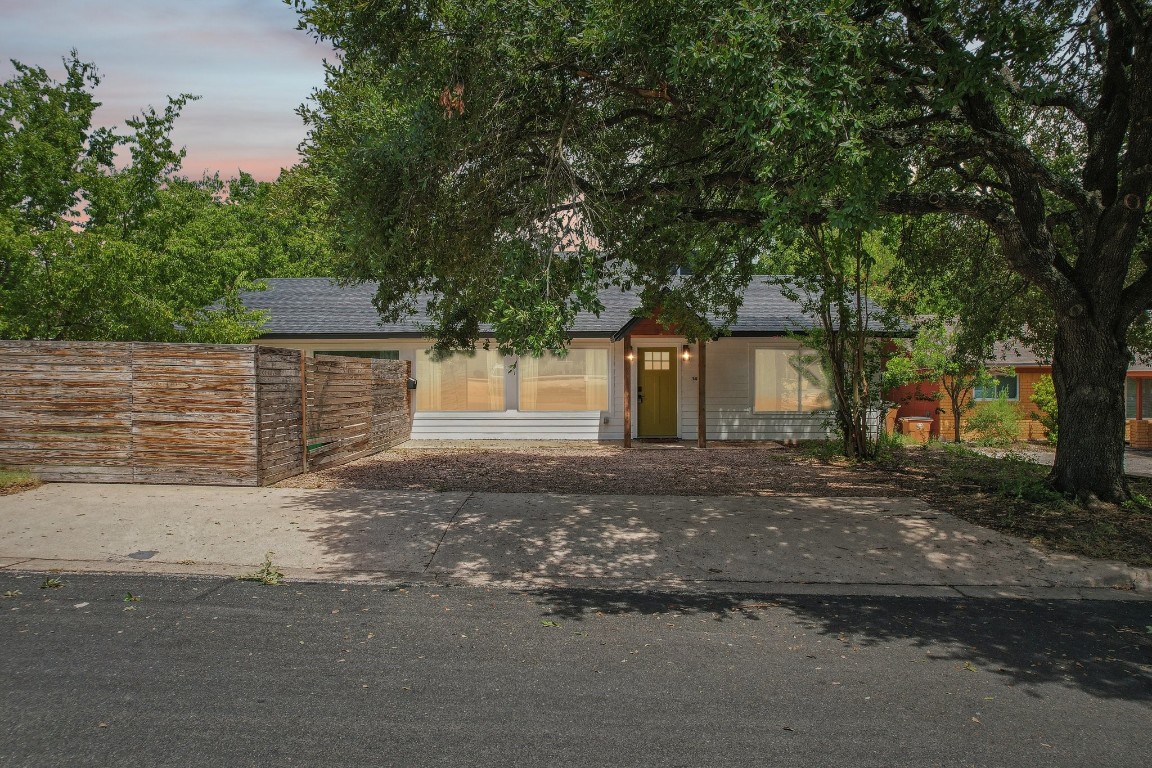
(0, 0), (334, 181)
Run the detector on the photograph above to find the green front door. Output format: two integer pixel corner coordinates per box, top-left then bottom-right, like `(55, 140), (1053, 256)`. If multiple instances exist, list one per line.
(637, 347), (677, 437)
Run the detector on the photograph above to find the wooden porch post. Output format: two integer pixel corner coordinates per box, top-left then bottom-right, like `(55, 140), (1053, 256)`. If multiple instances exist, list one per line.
(697, 339), (707, 448)
(623, 344), (632, 448)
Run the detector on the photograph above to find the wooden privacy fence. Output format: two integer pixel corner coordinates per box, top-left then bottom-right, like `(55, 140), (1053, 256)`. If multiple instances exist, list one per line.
(0, 341), (411, 486)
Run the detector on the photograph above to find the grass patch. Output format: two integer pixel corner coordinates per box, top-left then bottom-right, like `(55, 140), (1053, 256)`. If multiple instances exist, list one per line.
(0, 468), (40, 495)
(882, 444), (1152, 567)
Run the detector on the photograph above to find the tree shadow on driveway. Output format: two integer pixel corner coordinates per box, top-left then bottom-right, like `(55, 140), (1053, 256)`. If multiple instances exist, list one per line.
(281, 488), (1152, 703)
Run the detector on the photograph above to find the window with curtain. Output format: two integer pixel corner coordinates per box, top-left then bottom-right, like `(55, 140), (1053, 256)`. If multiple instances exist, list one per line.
(519, 349), (609, 411)
(413, 349), (505, 411)
(753, 348), (832, 412)
(974, 374), (1019, 401)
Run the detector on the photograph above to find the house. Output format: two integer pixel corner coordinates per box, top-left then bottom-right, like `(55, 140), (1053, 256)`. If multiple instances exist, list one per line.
(889, 342), (1152, 445)
(239, 277), (883, 443)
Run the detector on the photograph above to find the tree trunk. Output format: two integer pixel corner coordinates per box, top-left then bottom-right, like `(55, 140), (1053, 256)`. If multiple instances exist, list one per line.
(1049, 316), (1130, 503)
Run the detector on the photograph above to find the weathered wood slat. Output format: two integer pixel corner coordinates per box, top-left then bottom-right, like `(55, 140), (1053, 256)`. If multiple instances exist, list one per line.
(3, 342), (410, 487)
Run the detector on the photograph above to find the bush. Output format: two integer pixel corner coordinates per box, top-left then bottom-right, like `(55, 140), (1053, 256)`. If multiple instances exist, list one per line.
(964, 396), (1021, 446)
(1030, 374), (1058, 443)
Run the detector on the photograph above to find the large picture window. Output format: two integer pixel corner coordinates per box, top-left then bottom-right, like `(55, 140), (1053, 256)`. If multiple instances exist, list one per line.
(414, 349), (505, 411)
(519, 349), (609, 411)
(753, 348), (832, 412)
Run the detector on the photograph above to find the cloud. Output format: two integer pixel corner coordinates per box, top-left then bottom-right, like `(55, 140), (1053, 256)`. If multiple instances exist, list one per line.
(0, 0), (334, 181)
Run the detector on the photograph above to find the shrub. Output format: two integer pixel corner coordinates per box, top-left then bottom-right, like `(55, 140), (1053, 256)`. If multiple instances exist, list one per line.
(1030, 374), (1058, 443)
(964, 395), (1021, 446)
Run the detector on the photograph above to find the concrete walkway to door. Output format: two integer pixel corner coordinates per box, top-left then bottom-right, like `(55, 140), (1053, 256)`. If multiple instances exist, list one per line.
(1, 484), (1148, 598)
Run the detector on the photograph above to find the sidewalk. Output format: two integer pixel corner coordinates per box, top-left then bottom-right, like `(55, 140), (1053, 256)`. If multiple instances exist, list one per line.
(972, 446), (1152, 479)
(1, 483), (1149, 598)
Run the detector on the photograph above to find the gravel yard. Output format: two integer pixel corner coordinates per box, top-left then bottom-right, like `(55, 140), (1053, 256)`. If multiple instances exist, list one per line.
(275, 440), (905, 496)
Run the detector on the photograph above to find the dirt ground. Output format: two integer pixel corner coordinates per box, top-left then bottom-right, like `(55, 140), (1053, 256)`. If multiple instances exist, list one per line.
(276, 440), (908, 496)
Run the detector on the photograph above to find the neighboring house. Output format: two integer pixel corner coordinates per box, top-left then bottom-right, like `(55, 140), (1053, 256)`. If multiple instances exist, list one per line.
(890, 342), (1152, 444)
(239, 277), (881, 442)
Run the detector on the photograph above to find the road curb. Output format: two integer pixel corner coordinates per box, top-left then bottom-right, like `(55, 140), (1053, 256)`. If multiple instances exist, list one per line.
(4, 559), (1151, 600)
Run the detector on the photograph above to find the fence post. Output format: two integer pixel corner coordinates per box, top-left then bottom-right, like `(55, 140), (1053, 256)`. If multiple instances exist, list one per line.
(300, 352), (309, 471)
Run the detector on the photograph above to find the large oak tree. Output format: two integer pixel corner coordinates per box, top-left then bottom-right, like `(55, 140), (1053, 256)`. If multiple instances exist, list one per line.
(293, 0), (1152, 502)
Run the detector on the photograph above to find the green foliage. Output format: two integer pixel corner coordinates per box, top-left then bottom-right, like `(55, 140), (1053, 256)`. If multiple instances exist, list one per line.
(0, 54), (332, 343)
(769, 225), (898, 459)
(995, 452), (1066, 504)
(799, 439), (844, 462)
(884, 322), (999, 443)
(240, 552), (284, 586)
(964, 396), (1021, 447)
(0, 467), (40, 494)
(873, 429), (915, 463)
(291, 0), (1152, 499)
(1030, 374), (1059, 444)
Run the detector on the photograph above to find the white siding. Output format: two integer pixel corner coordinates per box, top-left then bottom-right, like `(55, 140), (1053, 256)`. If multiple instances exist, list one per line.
(411, 411), (605, 439)
(260, 336), (834, 441)
(679, 337), (833, 441)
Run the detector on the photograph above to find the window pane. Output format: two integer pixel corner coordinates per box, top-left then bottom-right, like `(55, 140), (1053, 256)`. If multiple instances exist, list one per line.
(520, 349), (608, 411)
(975, 374), (1018, 401)
(754, 349), (799, 411)
(643, 350), (669, 370)
(755, 348), (832, 412)
(414, 349), (505, 411)
(800, 357), (834, 410)
(1142, 379), (1152, 419)
(1127, 378), (1138, 419)
(1000, 374), (1018, 400)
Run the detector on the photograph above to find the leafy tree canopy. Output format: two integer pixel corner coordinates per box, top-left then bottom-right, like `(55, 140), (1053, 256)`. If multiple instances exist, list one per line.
(0, 53), (334, 342)
(293, 0), (1152, 501)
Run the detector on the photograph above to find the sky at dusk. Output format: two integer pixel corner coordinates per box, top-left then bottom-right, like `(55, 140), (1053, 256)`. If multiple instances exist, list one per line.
(0, 0), (335, 181)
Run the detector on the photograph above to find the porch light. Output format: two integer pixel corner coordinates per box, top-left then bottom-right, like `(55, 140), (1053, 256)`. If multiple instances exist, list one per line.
(682, 345), (691, 362)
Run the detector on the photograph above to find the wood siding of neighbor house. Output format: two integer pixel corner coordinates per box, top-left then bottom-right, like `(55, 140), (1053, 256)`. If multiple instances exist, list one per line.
(0, 342), (411, 485)
(921, 368), (1049, 442)
(263, 335), (835, 441)
(896, 366), (1152, 444)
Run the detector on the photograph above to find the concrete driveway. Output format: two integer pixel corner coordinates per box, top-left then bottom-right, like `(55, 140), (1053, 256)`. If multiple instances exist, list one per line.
(1, 483), (1147, 598)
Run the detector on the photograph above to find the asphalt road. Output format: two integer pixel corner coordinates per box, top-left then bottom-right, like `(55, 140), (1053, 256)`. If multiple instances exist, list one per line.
(3, 573), (1151, 768)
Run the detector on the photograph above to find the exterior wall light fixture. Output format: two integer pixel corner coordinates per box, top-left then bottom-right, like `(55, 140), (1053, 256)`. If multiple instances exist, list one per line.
(682, 344), (691, 362)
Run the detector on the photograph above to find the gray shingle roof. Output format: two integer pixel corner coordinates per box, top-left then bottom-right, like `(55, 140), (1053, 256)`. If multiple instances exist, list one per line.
(242, 277), (892, 338)
(988, 340), (1152, 372)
